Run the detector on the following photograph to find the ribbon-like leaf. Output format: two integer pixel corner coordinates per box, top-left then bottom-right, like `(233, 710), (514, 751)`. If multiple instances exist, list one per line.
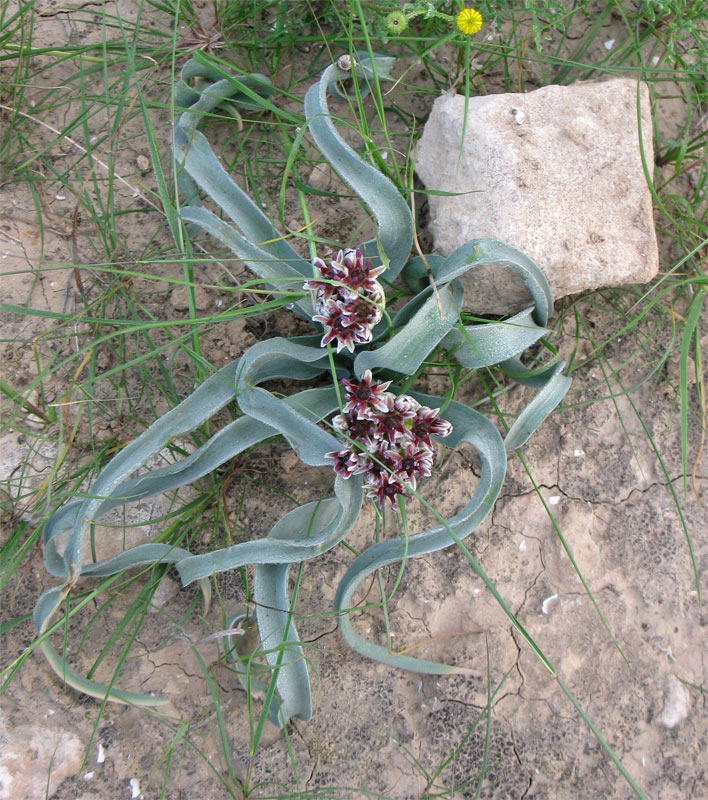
(334, 394), (506, 673)
(304, 55), (413, 280)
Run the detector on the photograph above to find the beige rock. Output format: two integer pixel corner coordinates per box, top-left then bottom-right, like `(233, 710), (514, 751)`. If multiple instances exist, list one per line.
(416, 79), (658, 314)
(654, 674), (690, 729)
(0, 721), (84, 799)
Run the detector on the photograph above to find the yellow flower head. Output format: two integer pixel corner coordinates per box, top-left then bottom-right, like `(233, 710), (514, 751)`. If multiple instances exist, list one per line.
(456, 7), (483, 35)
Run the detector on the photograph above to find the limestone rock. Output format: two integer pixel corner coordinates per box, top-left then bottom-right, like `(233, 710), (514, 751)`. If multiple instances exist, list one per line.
(416, 79), (658, 314)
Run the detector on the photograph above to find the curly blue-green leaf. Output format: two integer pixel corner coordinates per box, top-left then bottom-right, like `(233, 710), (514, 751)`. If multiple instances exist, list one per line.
(334, 395), (506, 674)
(504, 362), (571, 450)
(255, 562), (312, 725)
(443, 307), (549, 370)
(177, 475), (363, 586)
(179, 206), (313, 317)
(354, 282), (462, 377)
(304, 56), (413, 281)
(432, 239), (552, 327)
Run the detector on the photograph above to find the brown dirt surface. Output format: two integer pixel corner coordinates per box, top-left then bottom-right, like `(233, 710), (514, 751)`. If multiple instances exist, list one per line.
(1, 3), (707, 800)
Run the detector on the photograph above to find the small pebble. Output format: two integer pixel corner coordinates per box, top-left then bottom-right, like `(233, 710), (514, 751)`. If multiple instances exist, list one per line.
(654, 675), (690, 729)
(541, 593), (558, 614)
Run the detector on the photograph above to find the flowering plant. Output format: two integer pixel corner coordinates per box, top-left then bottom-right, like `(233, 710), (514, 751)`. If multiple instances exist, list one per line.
(33, 52), (570, 727)
(383, 3), (484, 38)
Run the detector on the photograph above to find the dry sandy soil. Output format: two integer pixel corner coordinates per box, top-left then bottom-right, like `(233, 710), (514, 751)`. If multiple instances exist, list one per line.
(1, 2), (706, 799)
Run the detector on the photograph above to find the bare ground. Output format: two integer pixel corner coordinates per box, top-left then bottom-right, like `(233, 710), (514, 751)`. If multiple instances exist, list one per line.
(1, 3), (707, 799)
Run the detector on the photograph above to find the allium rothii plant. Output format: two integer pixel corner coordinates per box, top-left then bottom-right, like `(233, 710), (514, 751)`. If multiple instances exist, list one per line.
(34, 52), (571, 727)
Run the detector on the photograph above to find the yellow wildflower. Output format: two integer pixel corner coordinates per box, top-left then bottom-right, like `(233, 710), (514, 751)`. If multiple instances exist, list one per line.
(456, 7), (483, 35)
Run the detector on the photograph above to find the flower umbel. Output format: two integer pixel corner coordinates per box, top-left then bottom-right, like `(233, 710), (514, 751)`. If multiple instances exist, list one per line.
(456, 7), (483, 35)
(326, 373), (453, 510)
(306, 249), (385, 354)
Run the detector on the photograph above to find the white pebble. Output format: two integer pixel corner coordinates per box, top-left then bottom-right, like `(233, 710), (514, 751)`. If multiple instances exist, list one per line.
(97, 743), (106, 763)
(604, 39), (615, 50)
(512, 108), (526, 124)
(518, 539), (526, 551)
(654, 675), (690, 729)
(130, 777), (141, 798)
(549, 495), (560, 505)
(541, 593), (558, 614)
(84, 772), (94, 780)
(55, 194), (66, 200)
(573, 448), (585, 457)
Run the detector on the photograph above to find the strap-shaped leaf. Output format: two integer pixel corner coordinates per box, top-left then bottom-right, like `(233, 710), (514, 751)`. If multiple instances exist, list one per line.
(174, 60), (292, 237)
(327, 52), (396, 101)
(400, 254), (446, 294)
(238, 387), (338, 466)
(504, 362), (571, 451)
(41, 417), (271, 578)
(354, 282), (462, 377)
(41, 388), (339, 578)
(179, 206), (312, 317)
(177, 475), (363, 586)
(33, 568), (206, 707)
(334, 395), (506, 673)
(174, 122), (310, 279)
(175, 57), (275, 113)
(38, 632), (170, 707)
(498, 354), (563, 387)
(235, 336), (331, 388)
(442, 307), (549, 370)
(304, 55), (413, 280)
(183, 475), (364, 728)
(59, 358), (242, 580)
(434, 239), (552, 327)
(225, 610), (270, 694)
(255, 563), (312, 725)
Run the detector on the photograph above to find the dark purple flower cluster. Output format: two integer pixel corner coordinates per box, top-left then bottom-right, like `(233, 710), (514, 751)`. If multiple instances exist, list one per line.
(326, 370), (453, 510)
(305, 248), (385, 354)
